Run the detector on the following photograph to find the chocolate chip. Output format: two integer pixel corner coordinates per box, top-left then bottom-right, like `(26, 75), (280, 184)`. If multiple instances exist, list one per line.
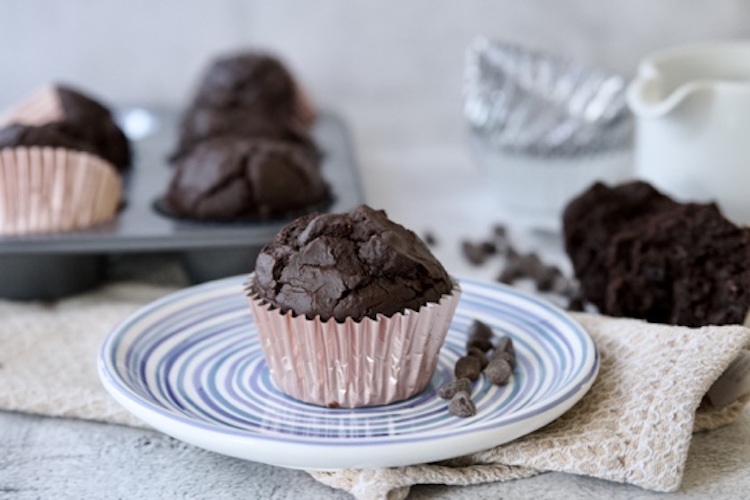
(448, 391), (476, 417)
(466, 338), (493, 352)
(497, 262), (522, 284)
(423, 231), (437, 247)
(484, 358), (512, 385)
(494, 335), (514, 356)
(438, 377), (473, 399)
(535, 265), (563, 292)
(326, 401), (340, 408)
(462, 240), (490, 266)
(467, 319), (493, 341)
(455, 355), (482, 381)
(550, 274), (575, 296)
(467, 347), (489, 368)
(480, 241), (497, 255)
(490, 349), (516, 368)
(567, 295), (586, 312)
(516, 252), (544, 277)
(493, 224), (511, 254)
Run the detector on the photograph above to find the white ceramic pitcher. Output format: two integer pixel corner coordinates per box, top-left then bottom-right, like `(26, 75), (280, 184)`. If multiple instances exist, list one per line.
(627, 42), (750, 225)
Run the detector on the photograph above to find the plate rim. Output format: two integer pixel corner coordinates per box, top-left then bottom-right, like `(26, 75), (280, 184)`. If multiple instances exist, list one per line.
(98, 274), (599, 469)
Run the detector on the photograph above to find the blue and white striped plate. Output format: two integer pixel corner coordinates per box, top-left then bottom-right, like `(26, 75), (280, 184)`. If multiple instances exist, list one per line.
(98, 275), (599, 470)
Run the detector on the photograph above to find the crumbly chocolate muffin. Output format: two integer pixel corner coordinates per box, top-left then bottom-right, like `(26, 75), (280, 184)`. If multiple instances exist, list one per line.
(172, 52), (315, 161)
(164, 137), (330, 220)
(252, 205), (454, 322)
(564, 181), (750, 327)
(563, 181), (677, 311)
(604, 203), (750, 327)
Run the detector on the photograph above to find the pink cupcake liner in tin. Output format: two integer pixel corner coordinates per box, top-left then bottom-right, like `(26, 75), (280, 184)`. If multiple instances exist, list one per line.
(0, 147), (122, 235)
(245, 274), (461, 408)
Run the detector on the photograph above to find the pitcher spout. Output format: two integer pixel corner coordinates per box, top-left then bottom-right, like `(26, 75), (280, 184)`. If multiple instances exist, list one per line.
(627, 63), (698, 119)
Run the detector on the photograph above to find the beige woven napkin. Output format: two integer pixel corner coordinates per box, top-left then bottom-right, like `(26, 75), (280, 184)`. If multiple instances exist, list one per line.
(0, 284), (748, 500)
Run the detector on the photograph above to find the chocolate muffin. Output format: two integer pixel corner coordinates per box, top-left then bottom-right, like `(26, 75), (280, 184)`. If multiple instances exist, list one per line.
(563, 181), (677, 312)
(246, 205), (460, 408)
(564, 180), (750, 327)
(1, 84), (131, 170)
(172, 52), (315, 161)
(252, 205), (454, 322)
(604, 203), (750, 327)
(164, 137), (330, 221)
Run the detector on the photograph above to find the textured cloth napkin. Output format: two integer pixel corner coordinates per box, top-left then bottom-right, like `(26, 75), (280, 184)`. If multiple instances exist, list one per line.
(0, 283), (748, 500)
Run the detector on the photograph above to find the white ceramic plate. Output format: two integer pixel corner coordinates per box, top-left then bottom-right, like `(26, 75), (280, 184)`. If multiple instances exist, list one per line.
(98, 275), (599, 470)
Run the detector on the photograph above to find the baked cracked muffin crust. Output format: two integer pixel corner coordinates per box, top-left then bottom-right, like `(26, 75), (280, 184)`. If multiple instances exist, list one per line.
(164, 137), (330, 220)
(252, 204), (454, 322)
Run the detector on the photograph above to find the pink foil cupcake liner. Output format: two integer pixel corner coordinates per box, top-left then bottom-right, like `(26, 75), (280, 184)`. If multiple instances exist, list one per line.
(245, 274), (462, 408)
(0, 85), (65, 127)
(0, 147), (122, 235)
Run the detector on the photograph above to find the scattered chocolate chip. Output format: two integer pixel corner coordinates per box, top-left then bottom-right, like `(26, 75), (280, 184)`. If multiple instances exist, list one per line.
(484, 358), (512, 385)
(550, 274), (575, 296)
(326, 401), (340, 409)
(462, 240), (490, 266)
(466, 338), (493, 352)
(516, 252), (544, 277)
(535, 265), (563, 292)
(448, 391), (477, 417)
(423, 231), (437, 247)
(497, 261), (522, 284)
(438, 377), (473, 399)
(490, 349), (516, 368)
(567, 295), (586, 312)
(493, 224), (511, 254)
(494, 335), (515, 357)
(467, 319), (493, 341)
(455, 355), (482, 381)
(480, 241), (497, 255)
(467, 347), (489, 368)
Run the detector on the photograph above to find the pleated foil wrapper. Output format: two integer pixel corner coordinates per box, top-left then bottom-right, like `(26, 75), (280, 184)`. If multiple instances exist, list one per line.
(245, 275), (462, 408)
(464, 37), (632, 158)
(0, 85), (65, 127)
(0, 147), (122, 235)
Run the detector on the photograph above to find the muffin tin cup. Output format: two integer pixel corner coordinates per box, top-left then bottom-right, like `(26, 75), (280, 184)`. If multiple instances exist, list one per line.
(0, 147), (122, 235)
(245, 275), (462, 409)
(0, 84), (65, 127)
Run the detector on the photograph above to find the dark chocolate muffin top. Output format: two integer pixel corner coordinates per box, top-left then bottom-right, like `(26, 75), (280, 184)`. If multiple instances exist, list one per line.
(164, 137), (330, 220)
(50, 85), (132, 170)
(252, 205), (454, 322)
(192, 52), (300, 115)
(0, 84), (131, 171)
(171, 52), (314, 162)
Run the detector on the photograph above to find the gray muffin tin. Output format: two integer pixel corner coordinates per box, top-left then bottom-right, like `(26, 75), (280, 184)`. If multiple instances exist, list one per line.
(0, 108), (364, 300)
